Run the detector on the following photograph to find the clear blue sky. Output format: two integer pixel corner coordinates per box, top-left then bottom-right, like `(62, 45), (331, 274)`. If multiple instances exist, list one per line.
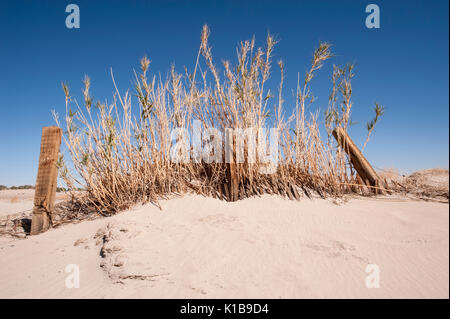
(0, 0), (448, 186)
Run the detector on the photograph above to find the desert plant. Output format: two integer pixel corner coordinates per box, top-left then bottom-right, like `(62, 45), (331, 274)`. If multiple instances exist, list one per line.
(8, 185), (34, 190)
(362, 103), (384, 151)
(54, 25), (381, 215)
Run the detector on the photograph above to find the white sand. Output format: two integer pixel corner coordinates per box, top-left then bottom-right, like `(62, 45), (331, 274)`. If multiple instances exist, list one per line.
(0, 192), (448, 299)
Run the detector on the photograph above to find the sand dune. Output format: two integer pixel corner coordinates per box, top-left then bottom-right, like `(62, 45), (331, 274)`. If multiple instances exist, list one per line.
(0, 192), (448, 298)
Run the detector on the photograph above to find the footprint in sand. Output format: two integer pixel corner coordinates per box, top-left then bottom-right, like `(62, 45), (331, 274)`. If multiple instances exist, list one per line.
(197, 214), (240, 230)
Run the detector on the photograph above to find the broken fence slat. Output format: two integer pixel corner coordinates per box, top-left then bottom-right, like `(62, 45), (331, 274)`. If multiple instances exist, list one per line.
(332, 127), (381, 190)
(30, 126), (62, 235)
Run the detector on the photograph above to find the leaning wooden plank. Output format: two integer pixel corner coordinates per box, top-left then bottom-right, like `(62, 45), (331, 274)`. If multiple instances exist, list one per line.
(30, 126), (62, 235)
(332, 127), (381, 190)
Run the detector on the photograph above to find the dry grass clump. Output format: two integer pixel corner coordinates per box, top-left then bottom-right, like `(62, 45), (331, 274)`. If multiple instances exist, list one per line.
(54, 25), (381, 215)
(377, 168), (449, 202)
(0, 195), (96, 238)
(402, 169), (449, 200)
(377, 167), (402, 181)
(0, 212), (31, 238)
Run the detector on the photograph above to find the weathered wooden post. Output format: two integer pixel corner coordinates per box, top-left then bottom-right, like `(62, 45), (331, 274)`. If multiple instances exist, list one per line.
(225, 128), (238, 201)
(30, 126), (62, 235)
(332, 127), (380, 189)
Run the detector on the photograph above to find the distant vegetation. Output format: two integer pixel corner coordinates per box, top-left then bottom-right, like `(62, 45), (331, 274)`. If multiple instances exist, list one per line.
(0, 185), (34, 190)
(0, 185), (81, 192)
